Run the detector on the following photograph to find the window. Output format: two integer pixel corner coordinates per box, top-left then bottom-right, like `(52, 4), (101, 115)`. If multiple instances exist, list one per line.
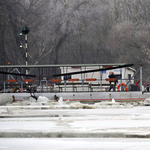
(115, 74), (122, 80)
(128, 74), (131, 80)
(64, 75), (71, 80)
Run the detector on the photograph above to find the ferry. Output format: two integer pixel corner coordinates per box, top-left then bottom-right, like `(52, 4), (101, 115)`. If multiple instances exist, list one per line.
(0, 63), (149, 102)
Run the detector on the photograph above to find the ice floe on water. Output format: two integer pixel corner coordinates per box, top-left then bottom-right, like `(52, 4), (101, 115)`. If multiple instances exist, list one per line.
(0, 93), (150, 112)
(0, 93), (13, 105)
(0, 93), (148, 112)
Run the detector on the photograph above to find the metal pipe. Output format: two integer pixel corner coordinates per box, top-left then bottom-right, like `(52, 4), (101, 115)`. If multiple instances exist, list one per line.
(140, 63), (142, 91)
(100, 72), (102, 92)
(4, 81), (5, 93)
(25, 34), (28, 75)
(64, 80), (66, 92)
(46, 80), (48, 92)
(82, 80), (84, 91)
(21, 81), (23, 93)
(125, 67), (140, 87)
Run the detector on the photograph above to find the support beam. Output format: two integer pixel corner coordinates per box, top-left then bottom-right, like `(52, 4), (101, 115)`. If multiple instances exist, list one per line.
(0, 71), (36, 77)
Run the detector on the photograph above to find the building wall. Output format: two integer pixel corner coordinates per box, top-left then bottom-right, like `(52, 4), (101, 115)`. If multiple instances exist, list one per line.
(60, 66), (135, 81)
(59, 66), (136, 92)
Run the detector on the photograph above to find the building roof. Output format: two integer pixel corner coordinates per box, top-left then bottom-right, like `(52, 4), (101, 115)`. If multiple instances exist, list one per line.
(0, 63), (128, 68)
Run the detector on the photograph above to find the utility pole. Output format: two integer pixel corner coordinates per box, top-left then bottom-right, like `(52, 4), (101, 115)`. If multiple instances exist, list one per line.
(22, 26), (29, 75)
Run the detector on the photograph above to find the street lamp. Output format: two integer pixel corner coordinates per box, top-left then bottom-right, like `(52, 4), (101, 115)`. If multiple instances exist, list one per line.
(21, 26), (29, 75)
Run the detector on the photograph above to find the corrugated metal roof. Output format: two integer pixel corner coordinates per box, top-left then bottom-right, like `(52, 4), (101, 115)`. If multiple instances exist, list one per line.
(0, 63), (127, 68)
